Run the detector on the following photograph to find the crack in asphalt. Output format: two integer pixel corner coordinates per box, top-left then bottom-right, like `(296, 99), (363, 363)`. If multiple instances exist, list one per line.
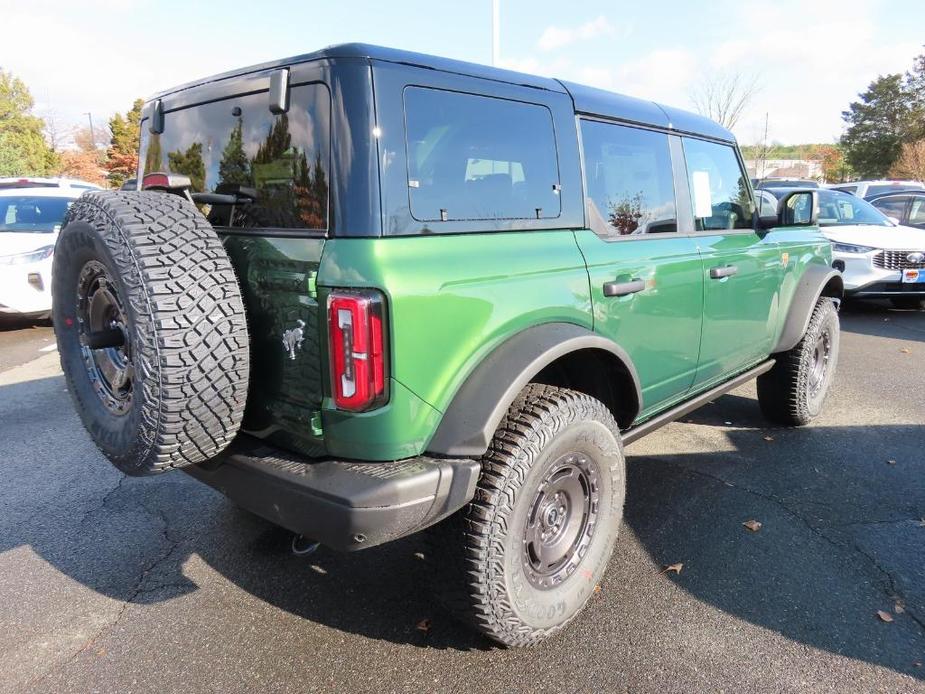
(25, 475), (185, 691)
(656, 458), (925, 637)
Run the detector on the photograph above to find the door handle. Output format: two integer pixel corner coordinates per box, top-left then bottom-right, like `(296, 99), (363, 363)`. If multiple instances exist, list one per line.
(709, 265), (738, 279)
(603, 278), (646, 297)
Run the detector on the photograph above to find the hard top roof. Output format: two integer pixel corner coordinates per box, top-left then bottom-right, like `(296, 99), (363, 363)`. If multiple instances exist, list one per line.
(150, 43), (735, 143)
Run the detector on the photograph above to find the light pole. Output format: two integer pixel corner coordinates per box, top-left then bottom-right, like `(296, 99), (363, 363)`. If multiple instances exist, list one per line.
(84, 112), (96, 150)
(491, 0), (500, 66)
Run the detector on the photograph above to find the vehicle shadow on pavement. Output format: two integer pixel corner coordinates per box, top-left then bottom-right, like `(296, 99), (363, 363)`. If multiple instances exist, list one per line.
(0, 315), (51, 332)
(1, 372), (923, 667)
(839, 299), (925, 343)
(624, 393), (925, 679)
(0, 372), (490, 652)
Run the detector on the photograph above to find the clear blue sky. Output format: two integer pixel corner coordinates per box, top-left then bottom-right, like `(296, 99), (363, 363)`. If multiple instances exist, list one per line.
(2, 0), (923, 145)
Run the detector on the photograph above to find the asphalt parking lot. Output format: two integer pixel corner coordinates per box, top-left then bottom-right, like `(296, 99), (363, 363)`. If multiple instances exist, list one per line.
(0, 303), (923, 694)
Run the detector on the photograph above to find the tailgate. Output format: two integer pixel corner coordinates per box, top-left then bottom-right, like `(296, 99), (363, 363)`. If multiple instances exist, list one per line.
(221, 233), (327, 457)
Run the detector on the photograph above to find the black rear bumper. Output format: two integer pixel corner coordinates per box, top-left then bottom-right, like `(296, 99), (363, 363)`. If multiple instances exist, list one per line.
(185, 435), (480, 551)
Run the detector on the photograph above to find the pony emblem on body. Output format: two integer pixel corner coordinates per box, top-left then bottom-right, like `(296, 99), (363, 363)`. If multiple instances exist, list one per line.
(282, 320), (306, 360)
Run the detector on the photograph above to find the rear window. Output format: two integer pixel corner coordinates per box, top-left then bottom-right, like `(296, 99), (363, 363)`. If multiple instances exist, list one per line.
(866, 183), (924, 197)
(403, 87), (561, 223)
(139, 83), (331, 231)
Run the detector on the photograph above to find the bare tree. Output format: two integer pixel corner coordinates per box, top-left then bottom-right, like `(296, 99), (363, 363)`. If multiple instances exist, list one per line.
(689, 71), (761, 130)
(890, 139), (925, 181)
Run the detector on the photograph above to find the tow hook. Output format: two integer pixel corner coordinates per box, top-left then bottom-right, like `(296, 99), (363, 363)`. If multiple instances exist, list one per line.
(291, 534), (321, 556)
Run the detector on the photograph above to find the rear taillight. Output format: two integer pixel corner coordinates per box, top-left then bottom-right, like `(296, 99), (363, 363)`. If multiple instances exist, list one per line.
(327, 290), (388, 411)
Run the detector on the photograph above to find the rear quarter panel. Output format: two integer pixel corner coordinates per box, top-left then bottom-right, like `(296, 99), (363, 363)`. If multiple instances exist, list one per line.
(317, 232), (592, 459)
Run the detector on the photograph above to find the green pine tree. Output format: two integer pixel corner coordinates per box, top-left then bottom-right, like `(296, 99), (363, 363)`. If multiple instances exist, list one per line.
(0, 69), (57, 176)
(167, 141), (205, 192)
(841, 74), (914, 178)
(218, 117), (251, 186)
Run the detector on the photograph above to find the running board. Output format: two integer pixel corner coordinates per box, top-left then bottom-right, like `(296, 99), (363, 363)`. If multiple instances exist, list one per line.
(622, 359), (776, 446)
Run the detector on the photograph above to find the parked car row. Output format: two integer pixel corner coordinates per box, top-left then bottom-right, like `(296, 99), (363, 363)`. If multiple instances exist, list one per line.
(758, 187), (925, 309)
(0, 178), (102, 318)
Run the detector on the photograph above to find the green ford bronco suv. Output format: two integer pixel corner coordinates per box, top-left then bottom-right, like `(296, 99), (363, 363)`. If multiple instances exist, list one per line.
(52, 44), (843, 646)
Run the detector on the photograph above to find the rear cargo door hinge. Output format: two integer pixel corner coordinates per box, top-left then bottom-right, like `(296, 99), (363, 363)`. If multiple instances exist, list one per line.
(310, 410), (323, 437)
(306, 270), (318, 299)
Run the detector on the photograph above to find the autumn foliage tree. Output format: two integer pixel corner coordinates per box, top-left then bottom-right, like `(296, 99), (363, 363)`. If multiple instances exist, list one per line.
(106, 99), (143, 187)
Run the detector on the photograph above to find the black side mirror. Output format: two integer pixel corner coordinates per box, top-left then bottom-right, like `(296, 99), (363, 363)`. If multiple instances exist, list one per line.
(779, 190), (818, 226)
(757, 190), (819, 229)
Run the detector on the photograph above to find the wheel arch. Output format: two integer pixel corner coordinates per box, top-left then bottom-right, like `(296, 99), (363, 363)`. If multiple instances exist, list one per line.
(425, 323), (642, 457)
(773, 265), (843, 354)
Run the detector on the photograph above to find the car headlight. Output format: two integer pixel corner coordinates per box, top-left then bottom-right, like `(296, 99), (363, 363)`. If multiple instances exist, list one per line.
(832, 242), (876, 254)
(0, 245), (54, 265)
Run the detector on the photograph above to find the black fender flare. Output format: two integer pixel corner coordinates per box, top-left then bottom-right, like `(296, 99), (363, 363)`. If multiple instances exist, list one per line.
(773, 265), (844, 354)
(426, 323), (642, 457)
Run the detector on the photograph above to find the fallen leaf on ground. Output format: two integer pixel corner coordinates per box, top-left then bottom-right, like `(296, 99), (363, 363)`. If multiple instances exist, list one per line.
(900, 348), (911, 354)
(661, 562), (684, 575)
(914, 661), (922, 668)
(416, 618), (431, 632)
(877, 610), (894, 623)
(724, 421), (733, 426)
(895, 601), (905, 614)
(887, 459), (897, 465)
(763, 435), (774, 442)
(743, 520), (763, 532)
(594, 584), (602, 594)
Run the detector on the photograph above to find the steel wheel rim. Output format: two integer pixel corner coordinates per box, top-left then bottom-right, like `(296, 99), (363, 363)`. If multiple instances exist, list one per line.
(808, 328), (831, 397)
(522, 452), (600, 590)
(77, 261), (133, 415)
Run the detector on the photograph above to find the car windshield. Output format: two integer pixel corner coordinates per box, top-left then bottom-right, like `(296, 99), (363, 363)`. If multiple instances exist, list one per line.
(0, 196), (73, 232)
(817, 190), (893, 227)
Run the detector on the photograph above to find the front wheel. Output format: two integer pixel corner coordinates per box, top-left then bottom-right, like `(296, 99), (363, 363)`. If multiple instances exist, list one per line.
(758, 297), (840, 426)
(427, 384), (626, 647)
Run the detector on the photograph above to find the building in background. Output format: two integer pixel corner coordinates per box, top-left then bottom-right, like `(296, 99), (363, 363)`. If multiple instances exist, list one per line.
(745, 158), (824, 181)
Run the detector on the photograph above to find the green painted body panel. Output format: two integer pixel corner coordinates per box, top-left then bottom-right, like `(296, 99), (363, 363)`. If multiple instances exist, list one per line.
(221, 222), (831, 462)
(693, 231), (782, 386)
(316, 231), (592, 459)
(574, 230), (703, 416)
(220, 233), (327, 457)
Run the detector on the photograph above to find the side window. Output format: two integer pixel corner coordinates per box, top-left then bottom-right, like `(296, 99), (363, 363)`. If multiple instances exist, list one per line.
(910, 197), (925, 225)
(682, 138), (754, 231)
(580, 120), (677, 237)
(403, 87), (561, 222)
(756, 190), (779, 218)
(872, 196), (909, 221)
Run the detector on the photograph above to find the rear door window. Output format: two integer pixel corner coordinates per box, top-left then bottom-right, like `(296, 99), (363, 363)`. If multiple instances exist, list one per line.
(682, 138), (754, 231)
(580, 120), (677, 237)
(139, 83), (331, 230)
(403, 87), (561, 222)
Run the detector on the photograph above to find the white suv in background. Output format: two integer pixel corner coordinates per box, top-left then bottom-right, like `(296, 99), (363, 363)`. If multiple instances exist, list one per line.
(0, 178), (101, 318)
(759, 187), (925, 309)
(828, 179), (924, 200)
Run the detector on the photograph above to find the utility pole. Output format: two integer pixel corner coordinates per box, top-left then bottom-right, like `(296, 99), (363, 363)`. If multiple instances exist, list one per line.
(491, 0), (500, 66)
(84, 112), (97, 150)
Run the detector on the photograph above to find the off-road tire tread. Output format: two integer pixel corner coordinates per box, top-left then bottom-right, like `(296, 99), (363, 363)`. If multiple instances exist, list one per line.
(757, 298), (838, 426)
(57, 191), (249, 474)
(425, 384), (623, 647)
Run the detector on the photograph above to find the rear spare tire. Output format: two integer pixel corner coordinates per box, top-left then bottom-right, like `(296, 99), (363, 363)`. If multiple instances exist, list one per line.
(52, 191), (249, 475)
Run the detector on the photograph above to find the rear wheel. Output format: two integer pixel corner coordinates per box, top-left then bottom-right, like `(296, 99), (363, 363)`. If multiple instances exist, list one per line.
(757, 298), (839, 426)
(426, 384), (625, 647)
(53, 191), (249, 475)
(890, 296), (924, 310)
